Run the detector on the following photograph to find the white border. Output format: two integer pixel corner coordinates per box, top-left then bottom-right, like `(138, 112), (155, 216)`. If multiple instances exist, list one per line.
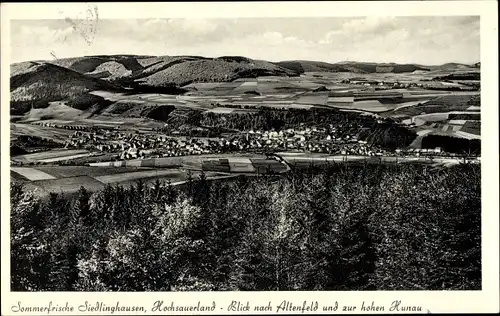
(1, 1), (498, 314)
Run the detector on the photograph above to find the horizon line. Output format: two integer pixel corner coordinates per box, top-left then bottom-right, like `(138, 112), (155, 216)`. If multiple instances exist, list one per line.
(10, 53), (481, 67)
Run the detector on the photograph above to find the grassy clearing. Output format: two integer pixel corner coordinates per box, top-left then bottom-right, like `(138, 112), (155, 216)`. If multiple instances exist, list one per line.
(393, 100), (431, 111)
(34, 166), (151, 178)
(32, 176), (106, 193)
(207, 108), (237, 114)
(21, 102), (83, 121)
(94, 169), (183, 184)
(134, 57), (195, 79)
(412, 113), (451, 122)
(10, 123), (74, 143)
(12, 149), (91, 163)
(448, 113), (481, 121)
(39, 153), (94, 163)
(328, 96), (355, 103)
(10, 170), (30, 181)
(47, 57), (109, 73)
(257, 82), (308, 94)
(136, 56), (188, 67)
(460, 121), (481, 136)
(11, 167), (57, 181)
(416, 129), (433, 136)
(104, 102), (140, 115)
(296, 93), (329, 105)
(455, 131), (481, 139)
(87, 61), (132, 80)
(425, 94), (476, 106)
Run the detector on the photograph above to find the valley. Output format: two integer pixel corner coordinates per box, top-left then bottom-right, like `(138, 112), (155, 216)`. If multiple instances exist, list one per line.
(10, 55), (481, 194)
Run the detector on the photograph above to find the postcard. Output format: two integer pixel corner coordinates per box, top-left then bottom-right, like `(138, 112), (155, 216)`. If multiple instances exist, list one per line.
(1, 1), (498, 314)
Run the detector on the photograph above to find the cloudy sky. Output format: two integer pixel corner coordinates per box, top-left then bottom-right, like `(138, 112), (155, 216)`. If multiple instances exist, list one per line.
(10, 16), (479, 65)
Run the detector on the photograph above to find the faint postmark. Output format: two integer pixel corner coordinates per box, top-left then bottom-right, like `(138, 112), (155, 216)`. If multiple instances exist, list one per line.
(61, 4), (99, 45)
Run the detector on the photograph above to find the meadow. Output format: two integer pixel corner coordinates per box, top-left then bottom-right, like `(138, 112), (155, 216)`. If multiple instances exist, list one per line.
(11, 149), (92, 164)
(10, 161), (249, 196)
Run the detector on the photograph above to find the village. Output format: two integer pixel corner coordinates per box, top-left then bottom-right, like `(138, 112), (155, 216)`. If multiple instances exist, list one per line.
(340, 78), (479, 91)
(54, 121), (453, 162)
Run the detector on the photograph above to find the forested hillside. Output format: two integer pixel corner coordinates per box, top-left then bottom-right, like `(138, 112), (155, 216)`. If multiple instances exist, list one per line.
(276, 60), (431, 74)
(11, 163), (480, 291)
(10, 62), (121, 115)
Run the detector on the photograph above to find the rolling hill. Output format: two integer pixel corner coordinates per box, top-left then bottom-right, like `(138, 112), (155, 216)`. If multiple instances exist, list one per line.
(10, 54), (478, 116)
(48, 55), (144, 74)
(10, 55), (300, 115)
(10, 61), (122, 115)
(43, 55), (299, 86)
(432, 72), (480, 81)
(276, 60), (432, 74)
(136, 57), (297, 87)
(275, 60), (350, 73)
(418, 62), (478, 72)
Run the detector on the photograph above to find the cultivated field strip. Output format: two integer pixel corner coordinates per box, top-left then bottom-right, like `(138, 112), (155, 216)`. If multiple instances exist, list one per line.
(11, 167), (57, 181)
(94, 169), (182, 184)
(39, 153), (94, 163)
(34, 166), (151, 178)
(32, 176), (106, 194)
(467, 105), (481, 111)
(10, 123), (75, 143)
(12, 149), (91, 162)
(455, 131), (481, 139)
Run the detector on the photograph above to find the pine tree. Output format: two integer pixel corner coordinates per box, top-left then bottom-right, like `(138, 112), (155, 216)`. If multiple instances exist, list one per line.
(185, 170), (194, 198)
(74, 186), (91, 226)
(193, 171), (211, 207)
(163, 179), (177, 205)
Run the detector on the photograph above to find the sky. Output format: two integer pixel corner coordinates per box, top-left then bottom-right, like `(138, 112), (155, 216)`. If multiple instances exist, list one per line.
(10, 16), (480, 65)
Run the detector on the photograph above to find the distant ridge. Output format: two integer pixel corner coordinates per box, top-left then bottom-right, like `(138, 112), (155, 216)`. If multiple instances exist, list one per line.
(276, 60), (431, 74)
(10, 54), (479, 116)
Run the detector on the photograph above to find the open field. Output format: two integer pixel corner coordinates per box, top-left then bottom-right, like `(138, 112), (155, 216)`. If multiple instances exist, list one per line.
(11, 149), (93, 163)
(94, 169), (185, 184)
(22, 114), (167, 131)
(11, 163), (239, 196)
(11, 167), (57, 181)
(454, 131), (481, 139)
(30, 176), (107, 195)
(88, 154), (291, 173)
(21, 101), (84, 121)
(275, 152), (477, 168)
(11, 123), (75, 143)
(33, 165), (152, 178)
(296, 93), (329, 105)
(460, 120), (481, 135)
(425, 94), (477, 106)
(13, 150), (477, 197)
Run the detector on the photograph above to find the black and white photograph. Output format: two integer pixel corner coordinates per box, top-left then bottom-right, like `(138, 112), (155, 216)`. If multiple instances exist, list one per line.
(1, 1), (499, 314)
